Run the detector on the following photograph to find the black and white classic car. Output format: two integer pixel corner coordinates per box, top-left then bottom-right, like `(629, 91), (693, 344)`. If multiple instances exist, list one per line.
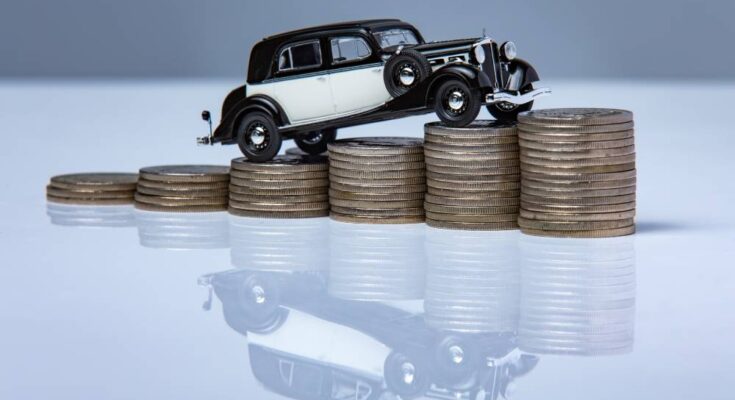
(199, 19), (550, 161)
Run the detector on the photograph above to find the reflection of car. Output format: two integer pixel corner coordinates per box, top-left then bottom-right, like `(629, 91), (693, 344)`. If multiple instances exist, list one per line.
(199, 19), (550, 161)
(201, 269), (539, 400)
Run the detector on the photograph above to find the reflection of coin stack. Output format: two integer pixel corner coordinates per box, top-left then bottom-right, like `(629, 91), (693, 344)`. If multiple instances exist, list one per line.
(328, 220), (425, 301)
(135, 165), (230, 212)
(327, 137), (426, 224)
(135, 210), (229, 250)
(518, 235), (636, 355)
(229, 216), (329, 272)
(517, 109), (636, 237)
(47, 204), (136, 228)
(423, 121), (521, 230)
(228, 155), (330, 218)
(425, 228), (520, 333)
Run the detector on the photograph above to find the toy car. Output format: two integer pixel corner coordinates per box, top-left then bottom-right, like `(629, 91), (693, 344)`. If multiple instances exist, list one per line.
(199, 19), (550, 161)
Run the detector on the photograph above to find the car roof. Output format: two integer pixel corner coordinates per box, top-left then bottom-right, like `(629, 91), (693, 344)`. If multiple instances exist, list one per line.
(262, 19), (406, 41)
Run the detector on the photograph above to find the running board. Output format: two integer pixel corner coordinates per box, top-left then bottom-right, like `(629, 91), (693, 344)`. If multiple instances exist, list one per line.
(485, 87), (552, 105)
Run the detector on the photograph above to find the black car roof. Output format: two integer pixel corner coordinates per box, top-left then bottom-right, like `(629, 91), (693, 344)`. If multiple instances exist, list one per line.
(263, 19), (405, 41)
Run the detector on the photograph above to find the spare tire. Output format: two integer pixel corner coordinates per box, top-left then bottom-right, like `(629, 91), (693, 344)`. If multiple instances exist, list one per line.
(383, 49), (432, 97)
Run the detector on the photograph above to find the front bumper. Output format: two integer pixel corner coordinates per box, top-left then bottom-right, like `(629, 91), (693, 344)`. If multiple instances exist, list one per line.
(485, 87), (552, 105)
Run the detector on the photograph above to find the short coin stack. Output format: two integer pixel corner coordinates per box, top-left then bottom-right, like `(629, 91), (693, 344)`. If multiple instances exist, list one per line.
(228, 154), (330, 218)
(47, 173), (138, 205)
(327, 137), (426, 224)
(423, 121), (521, 230)
(135, 165), (230, 212)
(517, 108), (636, 237)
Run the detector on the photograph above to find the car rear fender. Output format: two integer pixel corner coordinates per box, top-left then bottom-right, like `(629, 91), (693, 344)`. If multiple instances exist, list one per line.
(213, 94), (289, 144)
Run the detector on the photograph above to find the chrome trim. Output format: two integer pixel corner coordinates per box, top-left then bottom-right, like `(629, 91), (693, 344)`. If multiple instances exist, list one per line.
(419, 46), (473, 56)
(255, 62), (384, 84)
(485, 87), (552, 105)
(472, 37), (493, 48)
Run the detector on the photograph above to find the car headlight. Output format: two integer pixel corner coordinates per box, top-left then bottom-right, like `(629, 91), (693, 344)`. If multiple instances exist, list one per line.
(473, 45), (486, 63)
(501, 41), (517, 60)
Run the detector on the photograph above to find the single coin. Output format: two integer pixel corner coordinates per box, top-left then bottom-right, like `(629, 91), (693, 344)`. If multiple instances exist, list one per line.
(330, 182), (426, 194)
(228, 184), (327, 196)
(427, 171), (520, 183)
(327, 152), (425, 164)
(519, 130), (634, 142)
(519, 208), (636, 222)
(46, 186), (135, 199)
(424, 120), (518, 137)
(521, 185), (636, 198)
(520, 201), (636, 213)
(284, 147), (329, 158)
(231, 154), (327, 173)
(134, 193), (228, 206)
(330, 205), (425, 216)
(230, 169), (329, 180)
(424, 149), (519, 161)
(521, 193), (636, 205)
(329, 167), (425, 179)
(424, 203), (519, 215)
(139, 165), (230, 182)
(229, 192), (328, 203)
(519, 137), (634, 151)
(329, 174), (425, 186)
(518, 120), (634, 134)
(329, 212), (425, 224)
(136, 179), (229, 191)
(428, 178), (520, 191)
(520, 225), (635, 238)
(423, 142), (520, 154)
(134, 202), (228, 212)
(520, 146), (635, 160)
(520, 153), (636, 167)
(425, 164), (521, 176)
(229, 176), (329, 189)
(427, 182), (520, 195)
(425, 190), (520, 201)
(228, 200), (329, 212)
(425, 134), (518, 146)
(520, 162), (636, 174)
(424, 157), (520, 168)
(518, 216), (634, 231)
(47, 195), (134, 205)
(136, 185), (230, 198)
(518, 108), (633, 126)
(228, 207), (329, 219)
(522, 169), (637, 182)
(329, 198), (424, 209)
(424, 194), (519, 207)
(426, 219), (518, 231)
(328, 188), (425, 201)
(327, 137), (424, 156)
(522, 179), (636, 192)
(425, 211), (517, 223)
(49, 173), (138, 191)
(328, 159), (425, 171)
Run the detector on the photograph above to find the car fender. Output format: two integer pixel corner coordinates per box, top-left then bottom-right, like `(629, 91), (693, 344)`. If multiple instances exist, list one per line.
(214, 94), (289, 144)
(425, 63), (484, 105)
(506, 58), (540, 90)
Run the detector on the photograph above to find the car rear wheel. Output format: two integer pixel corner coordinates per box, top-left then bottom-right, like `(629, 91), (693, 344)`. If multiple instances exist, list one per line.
(487, 84), (535, 122)
(236, 112), (282, 162)
(384, 49), (432, 97)
(294, 128), (337, 155)
(434, 79), (481, 127)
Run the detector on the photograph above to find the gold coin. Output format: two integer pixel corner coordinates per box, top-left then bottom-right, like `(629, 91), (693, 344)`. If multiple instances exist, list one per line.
(427, 182), (520, 194)
(428, 178), (520, 191)
(228, 208), (329, 219)
(520, 162), (636, 174)
(520, 153), (636, 166)
(329, 212), (424, 224)
(521, 193), (636, 205)
(329, 167), (425, 179)
(424, 157), (520, 168)
(426, 219), (518, 231)
(330, 205), (425, 216)
(519, 208), (636, 222)
(230, 169), (329, 180)
(427, 171), (520, 183)
(327, 137), (424, 156)
(424, 194), (519, 207)
(228, 200), (329, 212)
(521, 185), (636, 198)
(520, 146), (635, 160)
(231, 154), (327, 173)
(518, 216), (634, 230)
(424, 148), (518, 161)
(136, 179), (229, 191)
(136, 185), (230, 198)
(47, 195), (134, 206)
(425, 211), (517, 223)
(139, 165), (230, 182)
(520, 201), (636, 213)
(329, 174), (425, 186)
(229, 192), (328, 203)
(229, 176), (329, 189)
(423, 142), (519, 154)
(46, 186), (135, 199)
(134, 193), (228, 206)
(424, 203), (519, 215)
(328, 159), (425, 171)
(424, 120), (518, 137)
(330, 182), (426, 194)
(519, 137), (634, 151)
(327, 152), (425, 164)
(134, 202), (228, 212)
(329, 198), (424, 209)
(518, 108), (633, 126)
(228, 184), (327, 196)
(328, 188), (425, 201)
(520, 225), (635, 238)
(49, 172), (138, 191)
(425, 164), (521, 176)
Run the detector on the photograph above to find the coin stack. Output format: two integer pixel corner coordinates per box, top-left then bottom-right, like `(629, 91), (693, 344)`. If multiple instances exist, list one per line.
(423, 121), (521, 230)
(46, 173), (138, 205)
(228, 154), (330, 218)
(517, 108), (636, 237)
(134, 165), (230, 212)
(327, 137), (426, 224)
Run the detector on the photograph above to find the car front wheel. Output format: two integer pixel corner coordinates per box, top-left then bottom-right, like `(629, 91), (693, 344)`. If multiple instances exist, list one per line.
(236, 112), (282, 162)
(294, 128), (337, 155)
(434, 79), (481, 127)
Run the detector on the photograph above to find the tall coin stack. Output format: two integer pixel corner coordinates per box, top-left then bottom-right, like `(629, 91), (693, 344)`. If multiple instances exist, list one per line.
(327, 137), (426, 224)
(517, 108), (636, 237)
(423, 121), (521, 230)
(135, 165), (230, 212)
(228, 154), (330, 218)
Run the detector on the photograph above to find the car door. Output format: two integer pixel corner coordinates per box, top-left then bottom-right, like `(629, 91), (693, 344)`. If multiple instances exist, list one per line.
(270, 39), (334, 123)
(328, 35), (392, 115)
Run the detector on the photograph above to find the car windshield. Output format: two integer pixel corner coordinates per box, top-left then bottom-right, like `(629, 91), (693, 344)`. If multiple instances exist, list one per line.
(372, 28), (419, 49)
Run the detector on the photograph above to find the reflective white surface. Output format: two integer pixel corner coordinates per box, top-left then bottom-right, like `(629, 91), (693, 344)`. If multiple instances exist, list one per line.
(1, 80), (734, 400)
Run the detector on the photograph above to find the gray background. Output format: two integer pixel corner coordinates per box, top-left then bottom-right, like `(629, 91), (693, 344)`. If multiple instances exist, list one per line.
(2, 0), (734, 79)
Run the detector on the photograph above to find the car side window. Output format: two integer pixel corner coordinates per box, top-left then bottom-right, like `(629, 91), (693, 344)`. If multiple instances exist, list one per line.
(330, 36), (371, 64)
(277, 40), (322, 72)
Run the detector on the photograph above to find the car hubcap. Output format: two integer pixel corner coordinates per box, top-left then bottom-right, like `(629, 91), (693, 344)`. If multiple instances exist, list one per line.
(251, 285), (266, 304)
(246, 122), (269, 151)
(302, 131), (323, 145)
(443, 86), (468, 116)
(448, 90), (465, 111)
(400, 362), (416, 385)
(399, 65), (416, 86)
(497, 101), (518, 111)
